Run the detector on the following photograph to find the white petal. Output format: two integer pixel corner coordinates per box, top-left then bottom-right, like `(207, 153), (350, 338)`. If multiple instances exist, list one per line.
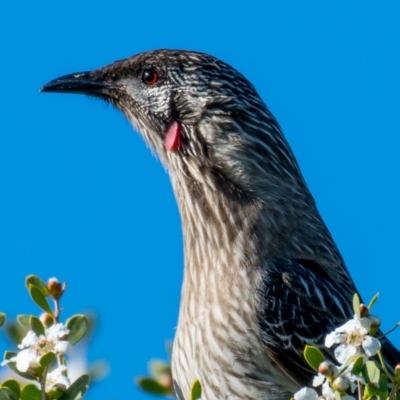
(294, 387), (319, 400)
(15, 349), (38, 372)
(322, 381), (336, 400)
(325, 331), (345, 347)
(356, 316), (371, 334)
(46, 365), (71, 389)
(335, 343), (357, 364)
(18, 331), (39, 349)
(46, 323), (70, 340)
(336, 319), (357, 334)
(54, 340), (73, 355)
(312, 373), (325, 387)
(1, 356), (16, 366)
(362, 336), (381, 357)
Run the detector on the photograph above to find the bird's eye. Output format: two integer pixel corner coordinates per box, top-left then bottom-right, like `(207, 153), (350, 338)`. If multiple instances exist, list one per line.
(142, 68), (159, 86)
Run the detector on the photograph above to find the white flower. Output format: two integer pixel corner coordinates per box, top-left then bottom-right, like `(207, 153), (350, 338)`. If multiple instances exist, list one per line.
(324, 316), (381, 364)
(312, 373), (326, 387)
(294, 387), (319, 400)
(321, 380), (335, 400)
(1, 323), (72, 373)
(312, 372), (336, 400)
(45, 365), (71, 391)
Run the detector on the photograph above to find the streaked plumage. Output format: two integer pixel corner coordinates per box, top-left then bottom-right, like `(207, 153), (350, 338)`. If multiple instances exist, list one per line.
(41, 50), (400, 399)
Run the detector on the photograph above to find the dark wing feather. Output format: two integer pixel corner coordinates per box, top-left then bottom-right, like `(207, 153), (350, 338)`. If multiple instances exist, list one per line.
(257, 258), (353, 385)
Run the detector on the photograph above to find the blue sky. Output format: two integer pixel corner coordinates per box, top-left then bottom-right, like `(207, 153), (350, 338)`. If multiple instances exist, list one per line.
(1, 2), (400, 399)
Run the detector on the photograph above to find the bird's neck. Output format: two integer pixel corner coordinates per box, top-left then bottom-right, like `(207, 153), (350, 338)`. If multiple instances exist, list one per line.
(170, 170), (264, 283)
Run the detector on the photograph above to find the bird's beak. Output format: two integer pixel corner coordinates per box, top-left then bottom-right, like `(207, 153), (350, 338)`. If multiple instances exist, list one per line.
(40, 71), (117, 95)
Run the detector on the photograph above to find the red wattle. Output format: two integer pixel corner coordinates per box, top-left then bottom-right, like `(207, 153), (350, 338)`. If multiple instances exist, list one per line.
(164, 121), (181, 151)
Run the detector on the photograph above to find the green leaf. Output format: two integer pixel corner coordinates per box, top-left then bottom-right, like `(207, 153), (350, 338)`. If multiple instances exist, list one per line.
(303, 345), (325, 371)
(20, 384), (41, 400)
(368, 293), (379, 311)
(28, 285), (53, 316)
(25, 275), (49, 296)
(334, 390), (341, 400)
(366, 360), (380, 384)
(351, 355), (365, 375)
(191, 379), (202, 400)
(0, 380), (20, 398)
(379, 373), (388, 400)
(66, 315), (88, 346)
(0, 388), (18, 400)
(341, 354), (359, 370)
(136, 377), (170, 395)
(39, 351), (55, 367)
(0, 313), (5, 328)
(3, 351), (17, 361)
(353, 293), (361, 317)
(29, 316), (45, 337)
(17, 315), (31, 329)
(61, 375), (90, 400)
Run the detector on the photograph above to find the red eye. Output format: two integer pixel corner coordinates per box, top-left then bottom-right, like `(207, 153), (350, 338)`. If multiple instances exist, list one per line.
(142, 68), (159, 85)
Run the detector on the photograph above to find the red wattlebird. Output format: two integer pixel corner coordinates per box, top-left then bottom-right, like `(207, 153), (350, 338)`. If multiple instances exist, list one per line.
(41, 50), (400, 400)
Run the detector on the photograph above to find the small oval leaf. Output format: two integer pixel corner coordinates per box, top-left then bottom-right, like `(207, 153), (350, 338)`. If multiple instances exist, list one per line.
(0, 380), (20, 398)
(351, 355), (365, 376)
(191, 379), (202, 400)
(303, 345), (325, 371)
(66, 315), (88, 346)
(368, 293), (379, 311)
(0, 388), (18, 400)
(28, 285), (53, 316)
(379, 373), (388, 400)
(366, 360), (380, 383)
(353, 293), (361, 318)
(29, 316), (45, 337)
(136, 377), (170, 395)
(25, 275), (49, 296)
(20, 384), (41, 400)
(0, 313), (5, 328)
(61, 374), (90, 400)
(39, 351), (55, 367)
(17, 315), (31, 329)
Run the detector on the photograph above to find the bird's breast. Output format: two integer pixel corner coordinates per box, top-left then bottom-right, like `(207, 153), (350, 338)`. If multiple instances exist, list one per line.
(171, 247), (293, 399)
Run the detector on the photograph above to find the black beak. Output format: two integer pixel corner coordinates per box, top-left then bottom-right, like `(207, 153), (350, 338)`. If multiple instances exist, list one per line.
(40, 71), (117, 95)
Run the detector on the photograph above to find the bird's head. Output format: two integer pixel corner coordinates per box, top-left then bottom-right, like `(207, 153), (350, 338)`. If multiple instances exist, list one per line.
(41, 49), (303, 200)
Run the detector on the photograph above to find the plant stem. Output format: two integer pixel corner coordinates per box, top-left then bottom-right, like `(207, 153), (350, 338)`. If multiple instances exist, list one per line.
(358, 380), (363, 400)
(41, 366), (49, 400)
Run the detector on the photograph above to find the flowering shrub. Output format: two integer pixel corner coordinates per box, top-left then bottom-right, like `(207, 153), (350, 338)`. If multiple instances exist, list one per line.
(294, 293), (400, 400)
(0, 275), (89, 400)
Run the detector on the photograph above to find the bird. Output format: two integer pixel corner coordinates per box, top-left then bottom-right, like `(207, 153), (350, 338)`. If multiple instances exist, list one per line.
(40, 50), (400, 400)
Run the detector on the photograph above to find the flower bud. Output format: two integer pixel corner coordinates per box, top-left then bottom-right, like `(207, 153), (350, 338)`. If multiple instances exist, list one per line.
(159, 373), (173, 389)
(368, 315), (381, 335)
(49, 384), (67, 399)
(359, 304), (370, 318)
(394, 364), (400, 385)
(47, 277), (63, 298)
(332, 376), (350, 392)
(40, 313), (54, 328)
(318, 361), (336, 378)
